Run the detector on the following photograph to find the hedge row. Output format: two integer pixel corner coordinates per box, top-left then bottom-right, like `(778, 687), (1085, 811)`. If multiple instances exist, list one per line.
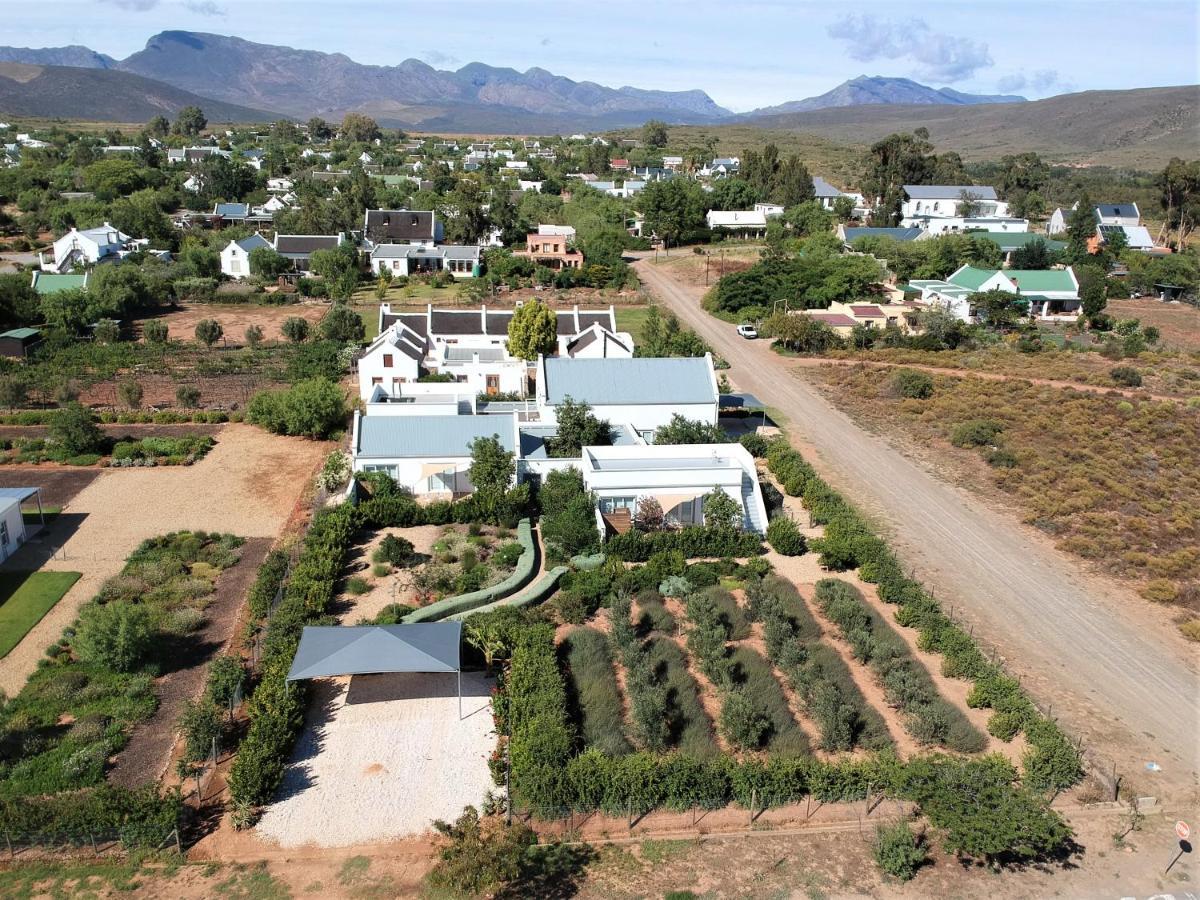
(247, 548), (289, 620)
(747, 575), (892, 752)
(449, 566), (568, 621)
(765, 440), (1082, 791)
(405, 519), (536, 623)
(0, 784), (181, 849)
(227, 504), (358, 809)
(814, 579), (986, 753)
(604, 525), (762, 562)
(0, 410), (231, 426)
(497, 610), (1071, 864)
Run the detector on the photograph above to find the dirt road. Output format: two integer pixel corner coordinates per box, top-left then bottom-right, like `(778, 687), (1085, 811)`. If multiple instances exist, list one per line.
(634, 256), (1199, 787)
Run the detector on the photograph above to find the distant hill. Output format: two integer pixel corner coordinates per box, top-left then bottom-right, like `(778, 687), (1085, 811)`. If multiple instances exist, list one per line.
(0, 62), (278, 123)
(741, 85), (1200, 167)
(0, 44), (115, 69)
(747, 76), (1025, 116)
(38, 30), (728, 130)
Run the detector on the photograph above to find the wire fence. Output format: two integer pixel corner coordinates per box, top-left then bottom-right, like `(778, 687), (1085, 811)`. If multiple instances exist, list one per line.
(1, 824), (182, 860)
(510, 790), (908, 840)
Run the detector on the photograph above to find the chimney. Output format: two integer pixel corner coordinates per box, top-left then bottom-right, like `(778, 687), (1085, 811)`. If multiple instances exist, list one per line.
(480, 304), (487, 332)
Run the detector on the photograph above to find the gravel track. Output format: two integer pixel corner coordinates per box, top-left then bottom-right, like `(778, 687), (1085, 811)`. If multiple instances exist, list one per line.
(0, 424), (329, 695)
(634, 255), (1199, 788)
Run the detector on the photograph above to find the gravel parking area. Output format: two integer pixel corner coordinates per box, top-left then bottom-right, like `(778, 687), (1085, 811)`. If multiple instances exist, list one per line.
(0, 424), (329, 695)
(256, 671), (496, 848)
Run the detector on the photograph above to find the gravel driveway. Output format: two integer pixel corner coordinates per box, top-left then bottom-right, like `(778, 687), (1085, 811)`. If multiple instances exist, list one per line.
(255, 671), (496, 848)
(634, 256), (1199, 787)
(0, 424), (329, 695)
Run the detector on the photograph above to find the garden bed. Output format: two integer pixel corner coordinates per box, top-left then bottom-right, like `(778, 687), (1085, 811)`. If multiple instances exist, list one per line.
(0, 571), (81, 659)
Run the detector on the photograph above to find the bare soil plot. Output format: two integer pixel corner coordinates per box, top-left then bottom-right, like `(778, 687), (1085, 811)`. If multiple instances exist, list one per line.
(1109, 298), (1200, 352)
(647, 245), (763, 287)
(254, 672), (496, 848)
(79, 373), (271, 410)
(108, 538), (271, 788)
(0, 424), (330, 696)
(0, 467), (99, 508)
(334, 525), (442, 623)
(137, 303), (329, 346)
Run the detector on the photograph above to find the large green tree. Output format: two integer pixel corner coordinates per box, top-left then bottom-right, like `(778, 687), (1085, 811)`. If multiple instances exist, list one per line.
(550, 397), (611, 457)
(173, 106), (207, 137)
(506, 300), (558, 361)
(468, 435), (516, 517)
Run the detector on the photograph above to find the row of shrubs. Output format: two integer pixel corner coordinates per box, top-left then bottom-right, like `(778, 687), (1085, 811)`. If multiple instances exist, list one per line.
(110, 435), (215, 466)
(356, 471), (530, 530)
(0, 784), (182, 849)
(227, 505), (357, 813)
(765, 439), (1082, 791)
(0, 409), (231, 426)
(814, 579), (985, 752)
(748, 575), (892, 752)
(604, 526), (762, 562)
(498, 623), (1071, 865)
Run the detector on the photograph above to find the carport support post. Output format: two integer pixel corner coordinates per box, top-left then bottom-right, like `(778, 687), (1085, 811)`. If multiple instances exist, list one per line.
(457, 668), (462, 720)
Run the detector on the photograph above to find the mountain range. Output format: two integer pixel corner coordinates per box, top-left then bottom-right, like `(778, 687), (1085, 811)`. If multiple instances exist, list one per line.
(0, 30), (1029, 130)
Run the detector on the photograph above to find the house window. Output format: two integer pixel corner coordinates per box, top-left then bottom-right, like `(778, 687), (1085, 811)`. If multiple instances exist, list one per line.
(0, 521), (8, 546)
(383, 354), (393, 368)
(392, 260), (401, 271)
(599, 496), (636, 514)
(667, 498), (702, 526)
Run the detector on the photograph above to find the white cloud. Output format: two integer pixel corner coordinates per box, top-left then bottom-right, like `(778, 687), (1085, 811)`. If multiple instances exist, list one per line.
(183, 0), (225, 16)
(420, 49), (458, 67)
(827, 13), (993, 82)
(996, 69), (1073, 95)
(99, 0), (159, 9)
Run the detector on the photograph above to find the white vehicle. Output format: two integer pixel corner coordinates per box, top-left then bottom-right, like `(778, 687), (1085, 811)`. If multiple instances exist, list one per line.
(736, 323), (758, 339)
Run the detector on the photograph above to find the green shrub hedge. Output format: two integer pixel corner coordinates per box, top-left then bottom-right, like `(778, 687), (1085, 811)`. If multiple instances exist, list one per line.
(605, 526), (762, 562)
(765, 439), (1081, 787)
(814, 579), (985, 753)
(766, 516), (806, 555)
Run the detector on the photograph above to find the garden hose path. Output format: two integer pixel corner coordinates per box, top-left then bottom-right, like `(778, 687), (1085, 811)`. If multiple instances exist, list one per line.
(633, 255), (1198, 790)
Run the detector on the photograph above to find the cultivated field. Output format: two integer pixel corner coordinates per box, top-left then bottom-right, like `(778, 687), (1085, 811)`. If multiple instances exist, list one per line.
(135, 302), (329, 346)
(1108, 298), (1200, 352)
(0, 424), (330, 695)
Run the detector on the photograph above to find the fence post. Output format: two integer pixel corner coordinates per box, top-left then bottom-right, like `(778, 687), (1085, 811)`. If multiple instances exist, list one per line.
(174, 827), (182, 855)
(627, 798), (633, 831)
(5, 830), (11, 858)
(750, 788), (757, 824)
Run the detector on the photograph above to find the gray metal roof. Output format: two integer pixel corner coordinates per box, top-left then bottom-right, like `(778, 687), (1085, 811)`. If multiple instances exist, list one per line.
(1095, 204), (1138, 219)
(445, 347), (504, 362)
(903, 185), (998, 200)
(357, 415), (514, 458)
(543, 357), (715, 406)
(812, 176), (842, 198)
(0, 487), (40, 501)
(286, 623), (461, 680)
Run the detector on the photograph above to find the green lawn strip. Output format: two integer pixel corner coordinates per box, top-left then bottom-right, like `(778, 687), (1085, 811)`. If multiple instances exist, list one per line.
(0, 571), (82, 658)
(22, 506), (61, 527)
(614, 305), (652, 344)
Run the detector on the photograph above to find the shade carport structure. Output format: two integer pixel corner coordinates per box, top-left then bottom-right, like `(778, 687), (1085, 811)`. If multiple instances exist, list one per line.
(286, 622), (466, 717)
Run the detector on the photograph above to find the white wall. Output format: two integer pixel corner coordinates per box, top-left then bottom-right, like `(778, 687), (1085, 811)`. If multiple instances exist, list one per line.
(221, 242), (252, 279)
(0, 497), (27, 563)
(358, 348), (422, 401)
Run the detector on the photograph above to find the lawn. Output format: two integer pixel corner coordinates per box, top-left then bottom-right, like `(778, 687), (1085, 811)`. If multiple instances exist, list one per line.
(22, 505), (60, 527)
(615, 304), (652, 345)
(0, 571), (81, 659)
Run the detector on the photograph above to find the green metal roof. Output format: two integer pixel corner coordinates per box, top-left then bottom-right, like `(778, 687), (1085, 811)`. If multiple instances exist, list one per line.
(0, 328), (41, 340)
(947, 266), (995, 291)
(31, 272), (87, 295)
(1004, 269), (1077, 292)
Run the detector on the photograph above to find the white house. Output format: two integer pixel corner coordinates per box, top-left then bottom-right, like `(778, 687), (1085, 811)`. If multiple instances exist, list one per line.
(918, 216), (1029, 236)
(0, 494), (29, 563)
(1094, 204), (1140, 227)
(267, 177), (294, 193)
(356, 322), (427, 400)
(1047, 206), (1073, 235)
(369, 243), (482, 279)
(537, 224), (576, 239)
(378, 304), (633, 359)
(582, 443), (767, 536)
(900, 185), (1009, 227)
(754, 203), (785, 218)
(41, 223), (139, 273)
(1098, 224), (1156, 251)
(350, 411), (519, 497)
(536, 354), (719, 441)
(705, 210), (768, 237)
(220, 233), (272, 280)
(909, 265), (1080, 321)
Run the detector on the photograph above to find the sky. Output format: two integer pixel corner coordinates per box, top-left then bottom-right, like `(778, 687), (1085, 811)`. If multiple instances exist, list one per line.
(6, 0), (1199, 112)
